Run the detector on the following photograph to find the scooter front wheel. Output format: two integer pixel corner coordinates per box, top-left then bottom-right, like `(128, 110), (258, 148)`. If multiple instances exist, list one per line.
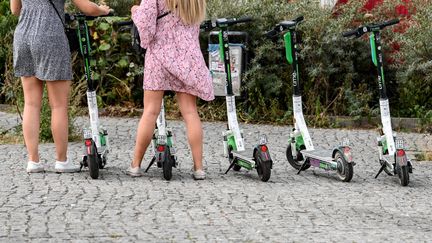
(286, 144), (310, 171)
(397, 165), (409, 186)
(335, 150), (353, 182)
(255, 151), (271, 182)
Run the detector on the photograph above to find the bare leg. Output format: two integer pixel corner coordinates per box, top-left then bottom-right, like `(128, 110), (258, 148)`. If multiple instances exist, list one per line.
(46, 80), (71, 162)
(176, 92), (203, 171)
(21, 76), (43, 162)
(131, 90), (164, 168)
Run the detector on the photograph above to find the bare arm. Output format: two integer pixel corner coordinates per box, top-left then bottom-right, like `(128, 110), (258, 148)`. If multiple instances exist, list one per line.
(72, 0), (111, 16)
(10, 0), (22, 16)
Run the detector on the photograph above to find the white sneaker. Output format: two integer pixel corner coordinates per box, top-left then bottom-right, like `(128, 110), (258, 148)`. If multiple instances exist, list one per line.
(55, 159), (80, 173)
(126, 166), (143, 177)
(192, 169), (206, 180)
(26, 161), (45, 173)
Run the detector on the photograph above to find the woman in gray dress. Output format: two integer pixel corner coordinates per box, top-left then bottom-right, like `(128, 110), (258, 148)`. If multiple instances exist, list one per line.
(11, 0), (111, 173)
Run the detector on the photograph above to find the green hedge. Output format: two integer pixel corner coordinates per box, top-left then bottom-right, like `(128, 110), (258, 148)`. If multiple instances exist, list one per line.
(1, 0), (431, 131)
(206, 0), (431, 126)
(393, 1), (432, 125)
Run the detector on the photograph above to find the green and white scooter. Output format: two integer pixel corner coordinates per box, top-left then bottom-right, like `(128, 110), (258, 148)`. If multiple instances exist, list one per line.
(343, 19), (413, 186)
(267, 16), (354, 182)
(66, 13), (112, 179)
(145, 100), (177, 181)
(201, 18), (273, 182)
(115, 19), (177, 180)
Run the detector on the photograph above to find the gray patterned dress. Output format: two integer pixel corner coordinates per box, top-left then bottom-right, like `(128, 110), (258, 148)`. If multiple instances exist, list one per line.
(13, 0), (72, 81)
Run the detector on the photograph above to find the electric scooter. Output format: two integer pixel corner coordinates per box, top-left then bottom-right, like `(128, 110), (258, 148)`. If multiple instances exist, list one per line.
(267, 16), (354, 182)
(115, 20), (177, 180)
(201, 18), (273, 182)
(66, 13), (112, 179)
(343, 19), (413, 186)
(145, 100), (177, 181)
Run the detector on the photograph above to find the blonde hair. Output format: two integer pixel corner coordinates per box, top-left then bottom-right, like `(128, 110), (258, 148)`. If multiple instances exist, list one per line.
(165, 0), (206, 25)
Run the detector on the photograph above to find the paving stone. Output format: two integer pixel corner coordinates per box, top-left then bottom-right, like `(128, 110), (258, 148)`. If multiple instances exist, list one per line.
(0, 111), (431, 241)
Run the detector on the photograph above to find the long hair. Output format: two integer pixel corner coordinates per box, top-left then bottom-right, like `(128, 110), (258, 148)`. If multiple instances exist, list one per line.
(165, 0), (206, 25)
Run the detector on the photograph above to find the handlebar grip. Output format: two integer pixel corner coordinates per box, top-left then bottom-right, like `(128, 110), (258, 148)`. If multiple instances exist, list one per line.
(200, 20), (213, 30)
(236, 17), (253, 23)
(294, 16), (304, 23)
(342, 29), (358, 37)
(226, 17), (253, 25)
(115, 20), (133, 27)
(380, 18), (400, 29)
(265, 29), (278, 38)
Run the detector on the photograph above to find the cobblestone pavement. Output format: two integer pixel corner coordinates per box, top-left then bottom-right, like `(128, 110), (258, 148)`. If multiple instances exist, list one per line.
(1, 111), (432, 242)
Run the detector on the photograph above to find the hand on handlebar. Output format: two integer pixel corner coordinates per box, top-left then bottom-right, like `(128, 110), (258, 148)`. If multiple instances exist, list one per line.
(98, 4), (112, 16)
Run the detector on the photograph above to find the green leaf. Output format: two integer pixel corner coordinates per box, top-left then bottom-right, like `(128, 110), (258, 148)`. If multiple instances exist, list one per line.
(117, 58), (129, 68)
(99, 43), (111, 51)
(98, 22), (110, 31)
(93, 72), (101, 81)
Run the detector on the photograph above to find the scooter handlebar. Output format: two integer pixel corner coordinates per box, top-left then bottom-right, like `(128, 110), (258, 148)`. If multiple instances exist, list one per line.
(342, 29), (358, 38)
(265, 15), (304, 38)
(378, 18), (400, 29)
(114, 20), (133, 27)
(265, 29), (278, 38)
(219, 17), (253, 26)
(200, 20), (215, 31)
(342, 18), (400, 38)
(294, 16), (304, 23)
(226, 17), (253, 25)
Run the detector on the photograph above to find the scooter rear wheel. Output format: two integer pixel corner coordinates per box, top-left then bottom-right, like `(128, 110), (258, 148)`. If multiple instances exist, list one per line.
(162, 147), (173, 181)
(286, 144), (310, 171)
(255, 151), (271, 182)
(87, 141), (99, 179)
(397, 165), (409, 186)
(335, 150), (353, 182)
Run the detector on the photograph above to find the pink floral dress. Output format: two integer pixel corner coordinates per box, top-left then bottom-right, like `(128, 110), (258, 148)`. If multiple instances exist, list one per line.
(131, 0), (214, 101)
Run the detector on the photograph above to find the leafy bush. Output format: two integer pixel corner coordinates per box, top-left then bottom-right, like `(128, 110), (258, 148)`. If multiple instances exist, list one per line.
(1, 0), (431, 130)
(204, 0), (379, 123)
(205, 0), (430, 125)
(0, 1), (18, 102)
(393, 0), (432, 125)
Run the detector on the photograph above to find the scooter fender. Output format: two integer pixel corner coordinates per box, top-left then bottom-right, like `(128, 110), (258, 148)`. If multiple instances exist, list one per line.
(254, 145), (272, 168)
(395, 149), (408, 167)
(333, 146), (355, 165)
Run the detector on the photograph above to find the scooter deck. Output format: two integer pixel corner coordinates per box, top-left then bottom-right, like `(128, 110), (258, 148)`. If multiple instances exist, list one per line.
(232, 150), (254, 162)
(301, 149), (334, 163)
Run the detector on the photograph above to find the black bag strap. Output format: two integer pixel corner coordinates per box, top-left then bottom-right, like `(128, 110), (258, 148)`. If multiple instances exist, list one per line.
(157, 11), (171, 20)
(48, 0), (66, 29)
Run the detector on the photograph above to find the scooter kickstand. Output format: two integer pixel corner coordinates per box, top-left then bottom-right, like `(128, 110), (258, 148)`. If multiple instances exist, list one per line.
(225, 158), (237, 174)
(145, 157), (156, 173)
(374, 163), (387, 178)
(297, 160), (309, 175)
